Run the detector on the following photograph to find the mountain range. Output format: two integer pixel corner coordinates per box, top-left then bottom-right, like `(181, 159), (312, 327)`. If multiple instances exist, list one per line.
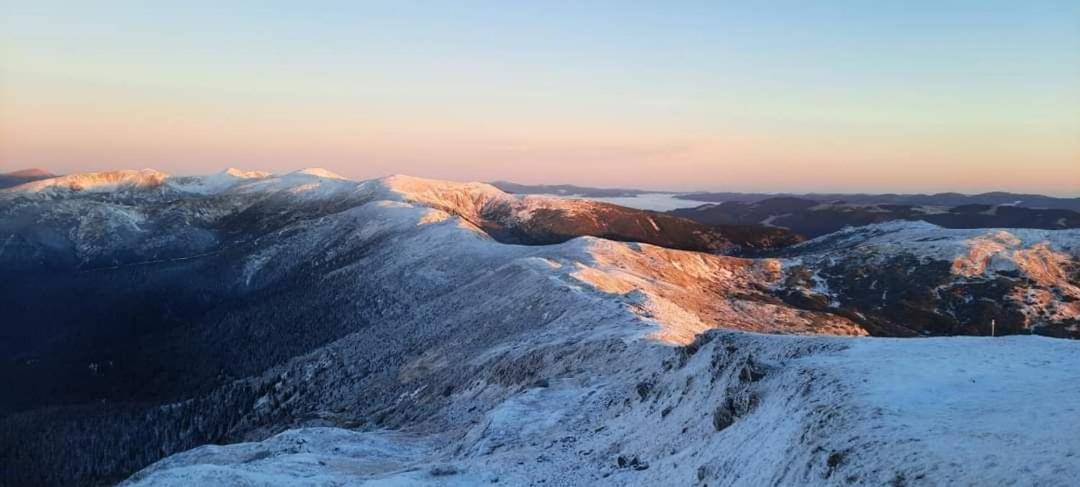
(674, 190), (1080, 211)
(491, 180), (1080, 236)
(491, 181), (1080, 211)
(671, 197), (1080, 238)
(1, 169), (1078, 486)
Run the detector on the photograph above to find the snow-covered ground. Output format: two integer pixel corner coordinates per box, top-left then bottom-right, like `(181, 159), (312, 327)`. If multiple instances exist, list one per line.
(124, 334), (1080, 486)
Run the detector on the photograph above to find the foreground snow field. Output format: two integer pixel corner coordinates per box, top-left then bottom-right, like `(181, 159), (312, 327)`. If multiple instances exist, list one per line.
(124, 334), (1080, 486)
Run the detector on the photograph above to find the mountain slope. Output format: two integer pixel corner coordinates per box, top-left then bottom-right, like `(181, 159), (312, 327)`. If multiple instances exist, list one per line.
(1, 169), (1077, 486)
(0, 171), (832, 486)
(124, 333), (1080, 487)
(671, 198), (1080, 237)
(375, 175), (802, 253)
(776, 221), (1080, 338)
(0, 171), (800, 273)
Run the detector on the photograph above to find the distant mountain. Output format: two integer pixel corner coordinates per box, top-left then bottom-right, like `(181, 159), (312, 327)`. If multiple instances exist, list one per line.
(490, 181), (660, 198)
(671, 197), (1080, 238)
(493, 181), (1080, 211)
(774, 221), (1080, 338)
(0, 168), (56, 189)
(0, 171), (801, 264)
(395, 176), (802, 254)
(675, 191), (1080, 211)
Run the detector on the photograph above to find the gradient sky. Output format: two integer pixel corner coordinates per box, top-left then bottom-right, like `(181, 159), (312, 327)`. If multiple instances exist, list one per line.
(2, 1), (1078, 194)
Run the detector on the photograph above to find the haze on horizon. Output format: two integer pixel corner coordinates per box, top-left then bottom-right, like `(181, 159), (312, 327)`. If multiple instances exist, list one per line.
(1, 1), (1078, 196)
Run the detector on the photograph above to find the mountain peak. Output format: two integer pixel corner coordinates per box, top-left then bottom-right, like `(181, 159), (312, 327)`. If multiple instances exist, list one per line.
(371, 174), (511, 220)
(292, 168), (347, 180)
(377, 174), (505, 197)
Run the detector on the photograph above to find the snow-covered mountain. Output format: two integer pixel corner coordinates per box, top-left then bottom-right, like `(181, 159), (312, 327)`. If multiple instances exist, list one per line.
(6, 168), (172, 195)
(776, 221), (1080, 337)
(1, 168), (1077, 486)
(1, 167), (344, 200)
(0, 170), (799, 271)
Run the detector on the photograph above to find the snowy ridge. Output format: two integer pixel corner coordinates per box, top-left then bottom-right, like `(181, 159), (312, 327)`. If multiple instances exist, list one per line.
(2, 167), (353, 199)
(124, 333), (1080, 486)
(361, 174), (779, 255)
(3, 170), (771, 256)
(570, 239), (866, 343)
(165, 168), (272, 194)
(366, 174), (515, 223)
(368, 175), (668, 228)
(227, 169), (359, 198)
(5, 169), (170, 195)
(231, 197), (841, 344)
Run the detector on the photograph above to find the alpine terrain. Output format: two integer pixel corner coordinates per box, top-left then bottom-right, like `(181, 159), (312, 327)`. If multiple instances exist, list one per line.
(1, 169), (1078, 486)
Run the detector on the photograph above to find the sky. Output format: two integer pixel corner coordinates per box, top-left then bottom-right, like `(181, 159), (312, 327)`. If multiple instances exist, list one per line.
(1, 1), (1078, 195)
